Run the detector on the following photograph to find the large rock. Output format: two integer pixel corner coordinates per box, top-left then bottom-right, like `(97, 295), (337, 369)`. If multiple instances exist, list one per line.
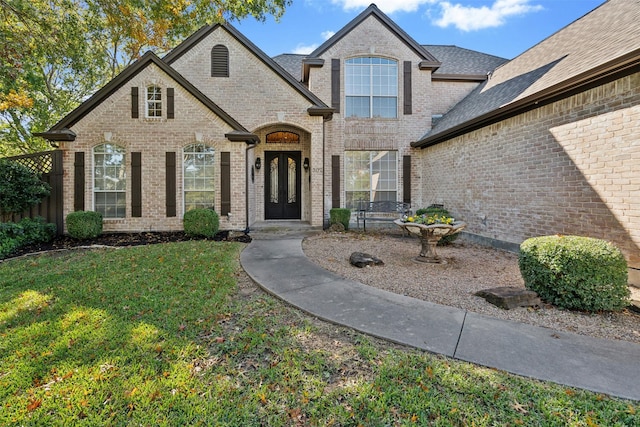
(350, 252), (384, 268)
(475, 287), (541, 310)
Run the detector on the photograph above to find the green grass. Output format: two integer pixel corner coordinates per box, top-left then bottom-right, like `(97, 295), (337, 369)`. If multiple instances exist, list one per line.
(0, 241), (637, 426)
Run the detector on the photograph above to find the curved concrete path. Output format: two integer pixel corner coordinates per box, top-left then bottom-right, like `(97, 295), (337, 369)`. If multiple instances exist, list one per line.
(240, 232), (640, 401)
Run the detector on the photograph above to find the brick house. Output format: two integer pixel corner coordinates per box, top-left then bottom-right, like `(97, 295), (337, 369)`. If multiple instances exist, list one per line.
(36, 1), (639, 281)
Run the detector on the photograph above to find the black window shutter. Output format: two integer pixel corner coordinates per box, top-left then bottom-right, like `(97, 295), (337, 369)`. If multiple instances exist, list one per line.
(403, 61), (412, 115)
(74, 152), (85, 211)
(131, 87), (139, 118)
(220, 152), (231, 216)
(131, 152), (142, 217)
(165, 152), (176, 217)
(332, 155), (340, 208)
(403, 155), (411, 204)
(167, 88), (174, 119)
(211, 45), (229, 77)
(331, 59), (340, 113)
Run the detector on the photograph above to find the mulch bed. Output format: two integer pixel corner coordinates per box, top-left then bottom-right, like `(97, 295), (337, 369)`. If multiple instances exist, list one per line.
(3, 230), (252, 260)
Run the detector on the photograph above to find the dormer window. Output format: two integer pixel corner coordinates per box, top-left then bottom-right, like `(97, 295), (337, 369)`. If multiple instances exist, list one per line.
(146, 85), (162, 118)
(345, 57), (398, 118)
(211, 45), (229, 77)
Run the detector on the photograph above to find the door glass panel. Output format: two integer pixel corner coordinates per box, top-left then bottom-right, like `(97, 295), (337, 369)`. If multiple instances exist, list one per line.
(270, 157), (279, 203)
(288, 157), (296, 204)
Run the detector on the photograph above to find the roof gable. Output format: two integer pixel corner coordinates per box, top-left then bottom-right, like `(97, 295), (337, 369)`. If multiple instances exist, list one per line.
(414, 0), (640, 148)
(307, 3), (440, 69)
(48, 51), (252, 139)
(164, 22), (330, 113)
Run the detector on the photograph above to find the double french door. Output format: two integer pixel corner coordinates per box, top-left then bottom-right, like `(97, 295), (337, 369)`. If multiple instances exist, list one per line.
(264, 151), (301, 219)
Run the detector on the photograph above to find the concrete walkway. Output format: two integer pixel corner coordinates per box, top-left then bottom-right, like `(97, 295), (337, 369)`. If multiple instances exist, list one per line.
(240, 231), (640, 401)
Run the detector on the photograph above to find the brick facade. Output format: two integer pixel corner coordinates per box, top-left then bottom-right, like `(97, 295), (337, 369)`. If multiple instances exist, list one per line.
(307, 14), (441, 214)
(419, 72), (640, 273)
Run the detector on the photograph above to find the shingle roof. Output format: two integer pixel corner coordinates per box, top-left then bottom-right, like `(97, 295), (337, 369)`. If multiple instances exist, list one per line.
(424, 45), (507, 77)
(272, 48), (506, 83)
(414, 0), (640, 147)
(272, 53), (306, 81)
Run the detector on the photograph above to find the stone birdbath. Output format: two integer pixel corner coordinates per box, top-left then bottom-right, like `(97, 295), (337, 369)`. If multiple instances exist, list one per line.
(394, 218), (466, 264)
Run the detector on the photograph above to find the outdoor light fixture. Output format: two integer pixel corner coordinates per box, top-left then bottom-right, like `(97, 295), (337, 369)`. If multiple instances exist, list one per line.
(255, 157), (261, 170)
(303, 157), (309, 170)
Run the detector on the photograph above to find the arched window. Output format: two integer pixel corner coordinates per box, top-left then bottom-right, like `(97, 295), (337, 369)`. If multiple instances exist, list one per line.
(146, 85), (162, 117)
(266, 131), (300, 144)
(183, 144), (215, 211)
(93, 143), (126, 218)
(211, 45), (229, 77)
(345, 57), (398, 118)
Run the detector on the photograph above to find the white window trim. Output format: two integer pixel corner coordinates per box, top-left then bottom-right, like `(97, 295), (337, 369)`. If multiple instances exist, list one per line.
(345, 57), (398, 119)
(145, 85), (162, 119)
(92, 143), (126, 219)
(182, 144), (216, 213)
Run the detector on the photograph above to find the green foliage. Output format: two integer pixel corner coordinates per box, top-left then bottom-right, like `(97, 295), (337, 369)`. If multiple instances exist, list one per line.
(329, 208), (351, 230)
(519, 235), (630, 312)
(0, 217), (55, 258)
(1, 0), (292, 156)
(0, 242), (636, 425)
(183, 208), (220, 237)
(66, 211), (103, 239)
(0, 159), (51, 220)
(415, 205), (459, 245)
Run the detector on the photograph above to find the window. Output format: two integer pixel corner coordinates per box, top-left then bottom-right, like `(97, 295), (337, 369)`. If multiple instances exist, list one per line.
(146, 85), (162, 117)
(211, 45), (229, 77)
(93, 144), (126, 218)
(183, 144), (215, 212)
(345, 57), (398, 118)
(345, 151), (397, 209)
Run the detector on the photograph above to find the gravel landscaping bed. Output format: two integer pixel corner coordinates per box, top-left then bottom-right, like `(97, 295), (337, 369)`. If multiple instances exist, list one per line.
(302, 230), (640, 344)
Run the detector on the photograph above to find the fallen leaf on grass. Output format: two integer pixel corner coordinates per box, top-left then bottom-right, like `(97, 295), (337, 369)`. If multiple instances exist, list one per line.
(27, 398), (42, 412)
(512, 401), (529, 414)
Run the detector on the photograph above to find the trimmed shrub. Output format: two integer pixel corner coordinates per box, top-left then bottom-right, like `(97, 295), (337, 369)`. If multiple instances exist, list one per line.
(19, 216), (56, 245)
(66, 211), (103, 239)
(519, 235), (630, 312)
(0, 222), (23, 258)
(329, 208), (351, 231)
(183, 208), (219, 238)
(0, 217), (56, 258)
(415, 205), (459, 245)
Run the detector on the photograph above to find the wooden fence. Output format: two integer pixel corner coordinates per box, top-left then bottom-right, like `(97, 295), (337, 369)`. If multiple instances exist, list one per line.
(2, 150), (64, 235)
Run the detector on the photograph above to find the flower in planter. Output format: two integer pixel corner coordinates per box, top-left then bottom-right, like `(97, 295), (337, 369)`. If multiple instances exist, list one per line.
(402, 214), (454, 225)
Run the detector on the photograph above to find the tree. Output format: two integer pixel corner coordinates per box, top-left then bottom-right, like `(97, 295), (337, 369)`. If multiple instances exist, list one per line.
(0, 158), (51, 221)
(0, 0), (292, 156)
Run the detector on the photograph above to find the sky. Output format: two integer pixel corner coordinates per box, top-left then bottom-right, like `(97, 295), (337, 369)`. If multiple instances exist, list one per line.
(235, 0), (605, 60)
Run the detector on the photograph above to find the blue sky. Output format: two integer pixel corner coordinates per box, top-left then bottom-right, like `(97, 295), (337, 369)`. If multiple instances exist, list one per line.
(235, 0), (605, 60)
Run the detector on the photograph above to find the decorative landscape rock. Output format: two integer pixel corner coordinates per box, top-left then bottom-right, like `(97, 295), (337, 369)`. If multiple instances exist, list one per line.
(475, 287), (541, 310)
(350, 252), (384, 268)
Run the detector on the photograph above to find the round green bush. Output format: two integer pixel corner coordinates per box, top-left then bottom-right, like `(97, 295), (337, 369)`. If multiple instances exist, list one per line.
(66, 211), (103, 239)
(183, 208), (219, 238)
(519, 235), (629, 312)
(415, 205), (459, 245)
(329, 208), (351, 231)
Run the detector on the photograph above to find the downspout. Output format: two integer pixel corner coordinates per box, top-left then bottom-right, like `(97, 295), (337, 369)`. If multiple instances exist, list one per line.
(245, 142), (257, 233)
(322, 117), (327, 229)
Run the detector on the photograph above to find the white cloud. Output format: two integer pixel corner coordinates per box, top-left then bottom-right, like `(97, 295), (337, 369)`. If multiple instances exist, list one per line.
(433, 0), (543, 31)
(292, 43), (319, 54)
(291, 30), (336, 55)
(331, 0), (437, 14)
(321, 30), (336, 40)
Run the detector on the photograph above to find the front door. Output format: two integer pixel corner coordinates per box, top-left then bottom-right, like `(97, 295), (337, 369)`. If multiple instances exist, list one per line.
(265, 151), (301, 219)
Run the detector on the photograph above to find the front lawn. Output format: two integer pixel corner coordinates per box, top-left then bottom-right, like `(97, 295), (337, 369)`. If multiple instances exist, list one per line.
(0, 241), (637, 426)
